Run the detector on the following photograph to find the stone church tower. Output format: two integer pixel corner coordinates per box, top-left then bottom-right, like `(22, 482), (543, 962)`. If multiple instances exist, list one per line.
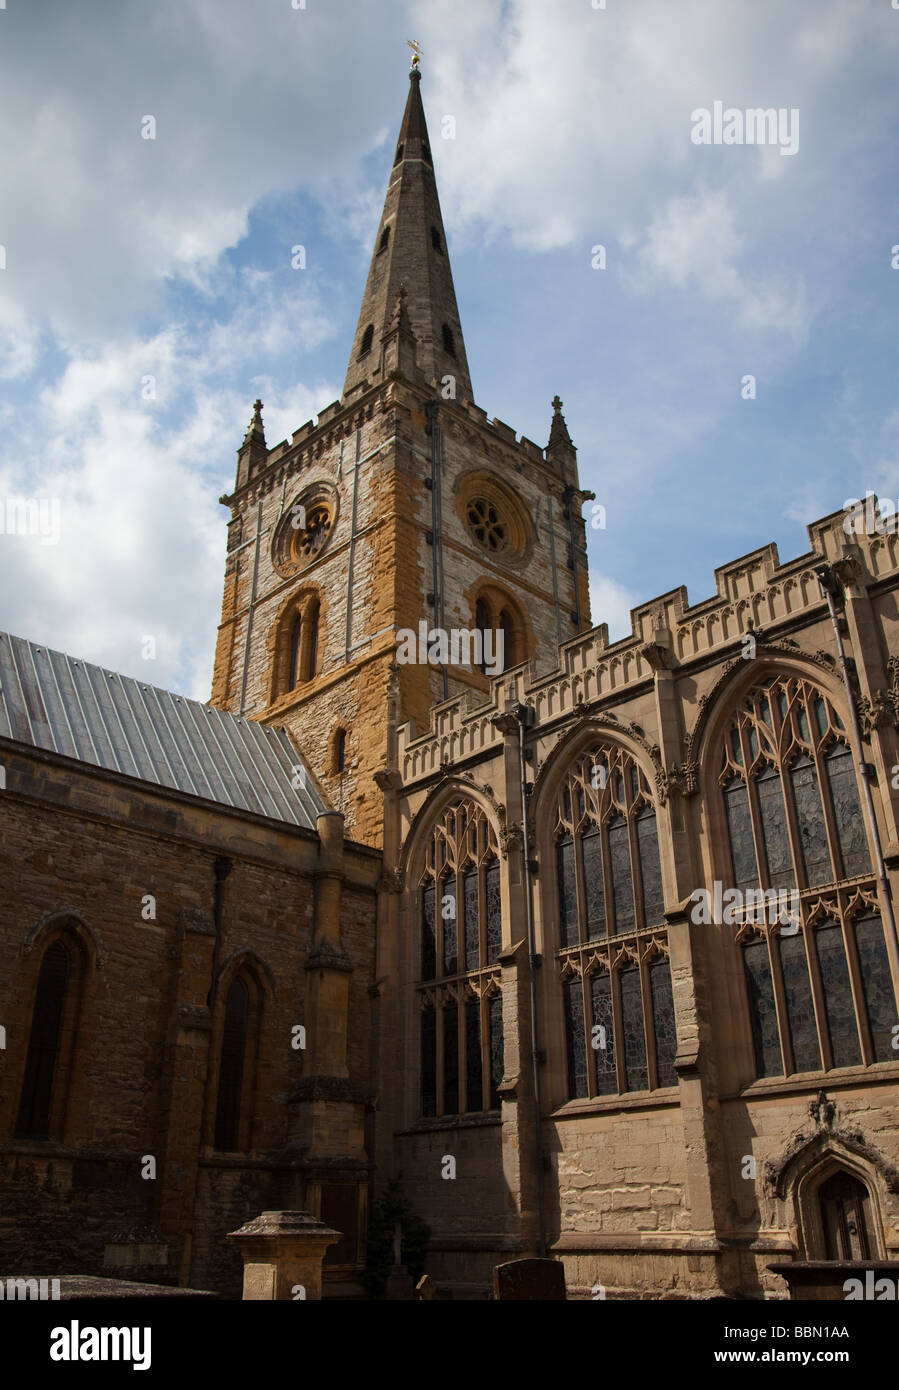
(210, 63), (592, 846)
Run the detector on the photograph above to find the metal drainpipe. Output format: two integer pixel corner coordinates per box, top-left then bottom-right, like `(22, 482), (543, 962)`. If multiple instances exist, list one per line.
(815, 563), (899, 966)
(425, 400), (448, 702)
(514, 700), (546, 1257)
(206, 856), (233, 1010)
(238, 500), (263, 717)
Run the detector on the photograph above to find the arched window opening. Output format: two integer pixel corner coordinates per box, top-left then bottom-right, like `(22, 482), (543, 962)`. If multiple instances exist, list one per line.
(442, 323), (456, 357)
(720, 675), (893, 1081)
(16, 940), (70, 1140)
(394, 143), (404, 165)
(359, 323), (374, 357)
(334, 727), (347, 775)
(214, 976), (250, 1152)
(475, 597), (491, 675)
(554, 744), (676, 1099)
(288, 614), (302, 690)
(378, 226), (390, 254)
(417, 801), (502, 1117)
(431, 226), (443, 253)
(306, 600), (319, 680)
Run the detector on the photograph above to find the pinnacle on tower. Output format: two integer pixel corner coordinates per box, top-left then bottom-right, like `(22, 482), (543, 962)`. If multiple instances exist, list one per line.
(236, 398), (268, 488)
(342, 67), (472, 403)
(546, 394), (577, 477)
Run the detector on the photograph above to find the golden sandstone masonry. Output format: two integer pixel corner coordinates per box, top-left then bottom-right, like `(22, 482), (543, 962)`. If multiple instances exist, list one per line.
(1, 61), (898, 1303)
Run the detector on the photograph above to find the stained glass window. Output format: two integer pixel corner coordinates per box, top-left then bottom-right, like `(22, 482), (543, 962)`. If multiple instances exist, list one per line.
(464, 868), (479, 971)
(743, 937), (782, 1078)
(442, 876), (457, 975)
(636, 809), (665, 925)
(620, 965), (648, 1091)
(725, 778), (758, 891)
(825, 746), (870, 879)
(854, 915), (895, 1062)
(608, 816), (635, 934)
(465, 997), (482, 1111)
(443, 1004), (459, 1114)
(581, 825), (606, 940)
(756, 764), (793, 890)
(590, 971), (617, 1095)
(778, 932), (821, 1072)
(649, 956), (677, 1087)
(557, 835), (578, 947)
(722, 677), (890, 1080)
(420, 1008), (436, 1117)
(564, 978), (588, 1099)
(555, 745), (672, 1100)
(421, 885), (436, 981)
(815, 923), (862, 1068)
(418, 802), (502, 1118)
(485, 861), (502, 964)
(790, 756), (831, 888)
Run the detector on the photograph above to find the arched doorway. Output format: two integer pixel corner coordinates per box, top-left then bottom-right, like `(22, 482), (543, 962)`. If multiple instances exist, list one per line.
(817, 1171), (875, 1261)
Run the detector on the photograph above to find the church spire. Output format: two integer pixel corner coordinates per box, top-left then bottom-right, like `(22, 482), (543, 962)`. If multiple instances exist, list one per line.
(342, 65), (473, 403)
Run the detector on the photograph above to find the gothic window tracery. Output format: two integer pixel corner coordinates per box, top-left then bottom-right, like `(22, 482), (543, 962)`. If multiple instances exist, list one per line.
(554, 745), (676, 1100)
(721, 675), (897, 1078)
(292, 504), (332, 564)
(418, 801), (503, 1118)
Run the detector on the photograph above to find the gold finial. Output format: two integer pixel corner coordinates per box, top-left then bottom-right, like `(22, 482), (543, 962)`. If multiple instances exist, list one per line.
(407, 39), (423, 70)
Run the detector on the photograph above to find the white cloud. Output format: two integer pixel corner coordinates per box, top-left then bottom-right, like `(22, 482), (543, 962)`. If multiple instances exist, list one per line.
(588, 575), (640, 644)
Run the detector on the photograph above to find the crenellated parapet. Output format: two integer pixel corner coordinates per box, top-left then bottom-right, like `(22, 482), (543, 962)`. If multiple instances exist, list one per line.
(396, 506), (899, 788)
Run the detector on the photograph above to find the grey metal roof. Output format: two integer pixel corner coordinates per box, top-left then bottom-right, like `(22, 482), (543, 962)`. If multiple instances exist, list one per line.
(0, 631), (326, 830)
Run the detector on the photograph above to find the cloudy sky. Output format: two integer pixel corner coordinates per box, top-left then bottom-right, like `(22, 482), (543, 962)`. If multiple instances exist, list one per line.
(1, 0), (897, 699)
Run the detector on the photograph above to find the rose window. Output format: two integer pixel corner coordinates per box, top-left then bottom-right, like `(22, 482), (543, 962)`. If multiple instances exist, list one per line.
(467, 498), (507, 552)
(293, 505), (332, 562)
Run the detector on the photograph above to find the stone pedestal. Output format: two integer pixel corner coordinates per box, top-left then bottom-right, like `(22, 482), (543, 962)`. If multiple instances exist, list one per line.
(227, 1211), (341, 1301)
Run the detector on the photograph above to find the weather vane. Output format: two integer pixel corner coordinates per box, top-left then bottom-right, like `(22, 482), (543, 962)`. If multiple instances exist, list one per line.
(407, 39), (423, 71)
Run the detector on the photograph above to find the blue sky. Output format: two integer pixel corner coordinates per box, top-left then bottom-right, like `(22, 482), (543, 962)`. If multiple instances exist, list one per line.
(1, 0), (897, 699)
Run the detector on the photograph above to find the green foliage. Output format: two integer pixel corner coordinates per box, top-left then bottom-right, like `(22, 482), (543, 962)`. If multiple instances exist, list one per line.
(363, 1180), (431, 1298)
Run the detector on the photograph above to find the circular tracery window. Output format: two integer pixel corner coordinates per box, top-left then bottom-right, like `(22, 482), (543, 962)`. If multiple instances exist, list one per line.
(293, 504), (332, 562)
(271, 484), (339, 577)
(467, 498), (507, 552)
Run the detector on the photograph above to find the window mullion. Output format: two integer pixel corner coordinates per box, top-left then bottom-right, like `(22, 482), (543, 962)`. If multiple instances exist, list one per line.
(639, 957), (658, 1091)
(573, 825), (587, 947)
(814, 743), (844, 884)
(842, 908), (875, 1066)
(626, 809), (644, 931)
(805, 923), (834, 1071)
(601, 817), (615, 937)
(611, 967), (626, 1094)
(580, 967), (594, 1100)
(769, 932), (795, 1076)
(435, 993), (446, 1114)
(780, 751), (809, 892)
